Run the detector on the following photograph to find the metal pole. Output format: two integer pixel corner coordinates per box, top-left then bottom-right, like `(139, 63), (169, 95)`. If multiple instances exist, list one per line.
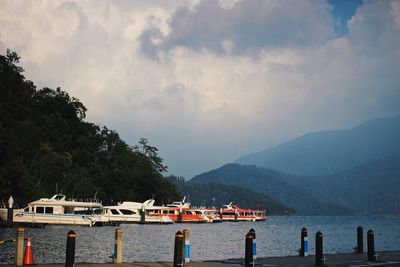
(65, 230), (76, 267)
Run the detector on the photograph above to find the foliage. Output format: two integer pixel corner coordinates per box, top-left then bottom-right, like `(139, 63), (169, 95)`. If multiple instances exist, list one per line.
(0, 51), (179, 205)
(167, 175), (295, 215)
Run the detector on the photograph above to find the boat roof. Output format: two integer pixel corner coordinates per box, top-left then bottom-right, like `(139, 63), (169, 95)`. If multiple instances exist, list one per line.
(28, 194), (103, 208)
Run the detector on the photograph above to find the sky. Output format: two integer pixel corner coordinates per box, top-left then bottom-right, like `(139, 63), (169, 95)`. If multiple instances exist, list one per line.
(1, 0), (400, 179)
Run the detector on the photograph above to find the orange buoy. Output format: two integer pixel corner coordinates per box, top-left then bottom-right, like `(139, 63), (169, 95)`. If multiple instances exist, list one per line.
(23, 237), (34, 265)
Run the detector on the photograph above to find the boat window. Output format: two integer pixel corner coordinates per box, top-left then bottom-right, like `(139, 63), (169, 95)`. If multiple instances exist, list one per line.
(120, 209), (136, 215)
(24, 207), (29, 212)
(36, 207), (44, 213)
(54, 195), (64, 200)
(222, 212), (235, 216)
(110, 209), (120, 215)
(45, 207), (54, 214)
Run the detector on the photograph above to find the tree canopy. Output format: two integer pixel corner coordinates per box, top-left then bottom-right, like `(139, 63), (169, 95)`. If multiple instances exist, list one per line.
(0, 50), (179, 205)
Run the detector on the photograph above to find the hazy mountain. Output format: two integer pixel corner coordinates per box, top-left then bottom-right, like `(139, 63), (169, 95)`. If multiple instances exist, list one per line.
(191, 156), (400, 215)
(190, 164), (352, 215)
(278, 156), (400, 215)
(236, 116), (400, 176)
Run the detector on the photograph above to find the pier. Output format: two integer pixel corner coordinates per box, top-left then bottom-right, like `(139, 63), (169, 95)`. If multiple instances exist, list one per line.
(1, 251), (400, 267)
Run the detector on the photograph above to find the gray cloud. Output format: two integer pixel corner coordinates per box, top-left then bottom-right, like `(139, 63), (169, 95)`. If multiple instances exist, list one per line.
(1, 0), (399, 178)
(139, 0), (335, 57)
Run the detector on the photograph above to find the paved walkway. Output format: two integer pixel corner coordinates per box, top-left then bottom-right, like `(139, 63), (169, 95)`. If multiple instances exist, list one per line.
(2, 251), (400, 267)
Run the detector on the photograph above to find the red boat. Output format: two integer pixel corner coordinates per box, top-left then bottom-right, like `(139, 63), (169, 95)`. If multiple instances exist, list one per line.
(144, 197), (210, 223)
(219, 202), (267, 222)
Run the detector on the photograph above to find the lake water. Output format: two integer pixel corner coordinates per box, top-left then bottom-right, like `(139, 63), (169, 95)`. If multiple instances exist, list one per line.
(1, 216), (400, 264)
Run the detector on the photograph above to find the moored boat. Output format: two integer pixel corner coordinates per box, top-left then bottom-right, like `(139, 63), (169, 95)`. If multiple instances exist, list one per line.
(145, 197), (210, 223)
(101, 199), (172, 224)
(0, 194), (106, 227)
(219, 202), (267, 222)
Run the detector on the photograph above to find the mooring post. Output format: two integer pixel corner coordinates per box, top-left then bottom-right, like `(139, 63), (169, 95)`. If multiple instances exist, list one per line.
(65, 230), (76, 267)
(15, 227), (25, 266)
(299, 227), (308, 257)
(245, 229), (255, 267)
(178, 208), (183, 223)
(140, 206), (146, 224)
(173, 231), (184, 267)
(357, 226), (363, 254)
(367, 229), (376, 261)
(315, 231), (324, 266)
(7, 196), (14, 227)
(250, 229), (256, 262)
(183, 229), (190, 263)
(114, 228), (123, 263)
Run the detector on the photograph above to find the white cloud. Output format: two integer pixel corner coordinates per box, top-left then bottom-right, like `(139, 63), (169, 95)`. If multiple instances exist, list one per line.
(0, 0), (399, 178)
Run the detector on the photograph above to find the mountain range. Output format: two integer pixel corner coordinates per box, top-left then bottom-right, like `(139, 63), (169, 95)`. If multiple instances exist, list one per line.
(236, 116), (400, 176)
(189, 115), (400, 215)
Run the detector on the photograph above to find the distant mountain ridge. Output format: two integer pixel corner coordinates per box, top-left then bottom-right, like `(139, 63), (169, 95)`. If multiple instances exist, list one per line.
(191, 156), (400, 215)
(236, 115), (400, 176)
(190, 164), (352, 215)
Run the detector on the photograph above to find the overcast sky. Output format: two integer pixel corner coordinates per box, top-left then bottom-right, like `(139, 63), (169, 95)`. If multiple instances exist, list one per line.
(1, 0), (400, 178)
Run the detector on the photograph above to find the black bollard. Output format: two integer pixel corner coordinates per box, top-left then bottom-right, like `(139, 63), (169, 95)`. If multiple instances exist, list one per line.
(367, 229), (376, 261)
(357, 226), (363, 254)
(315, 231), (324, 266)
(178, 208), (183, 223)
(245, 230), (255, 267)
(299, 227), (308, 257)
(65, 230), (76, 267)
(140, 207), (146, 224)
(7, 196), (14, 227)
(173, 231), (184, 267)
(7, 208), (13, 227)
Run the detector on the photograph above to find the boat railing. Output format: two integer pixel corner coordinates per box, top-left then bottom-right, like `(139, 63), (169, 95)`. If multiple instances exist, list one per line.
(65, 198), (102, 204)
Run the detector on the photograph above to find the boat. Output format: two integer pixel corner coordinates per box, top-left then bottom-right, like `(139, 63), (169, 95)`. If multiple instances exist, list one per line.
(145, 197), (210, 223)
(101, 199), (173, 224)
(0, 194), (107, 227)
(219, 202), (267, 222)
(189, 207), (222, 223)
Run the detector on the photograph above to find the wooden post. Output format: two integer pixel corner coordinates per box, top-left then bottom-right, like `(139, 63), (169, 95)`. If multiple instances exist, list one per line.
(357, 226), (363, 254)
(183, 229), (190, 263)
(245, 230), (255, 267)
(367, 229), (376, 261)
(300, 227), (308, 257)
(7, 196), (14, 227)
(114, 228), (123, 263)
(315, 231), (323, 266)
(15, 227), (24, 266)
(65, 230), (76, 267)
(173, 231), (184, 267)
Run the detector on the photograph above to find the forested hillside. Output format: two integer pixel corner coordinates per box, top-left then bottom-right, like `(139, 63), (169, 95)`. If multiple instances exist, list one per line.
(190, 164), (352, 215)
(168, 176), (295, 215)
(0, 50), (179, 204)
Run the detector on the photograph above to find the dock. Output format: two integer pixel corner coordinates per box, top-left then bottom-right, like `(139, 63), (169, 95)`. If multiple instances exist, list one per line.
(1, 251), (400, 267)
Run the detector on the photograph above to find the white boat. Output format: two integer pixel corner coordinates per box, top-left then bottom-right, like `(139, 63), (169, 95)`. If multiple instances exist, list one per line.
(101, 199), (173, 224)
(0, 194), (106, 227)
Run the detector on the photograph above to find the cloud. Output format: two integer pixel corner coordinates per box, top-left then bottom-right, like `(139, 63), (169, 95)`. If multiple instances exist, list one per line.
(139, 0), (335, 57)
(0, 0), (399, 178)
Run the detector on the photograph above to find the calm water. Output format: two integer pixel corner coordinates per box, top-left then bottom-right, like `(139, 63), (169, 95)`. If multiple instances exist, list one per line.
(1, 216), (400, 264)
